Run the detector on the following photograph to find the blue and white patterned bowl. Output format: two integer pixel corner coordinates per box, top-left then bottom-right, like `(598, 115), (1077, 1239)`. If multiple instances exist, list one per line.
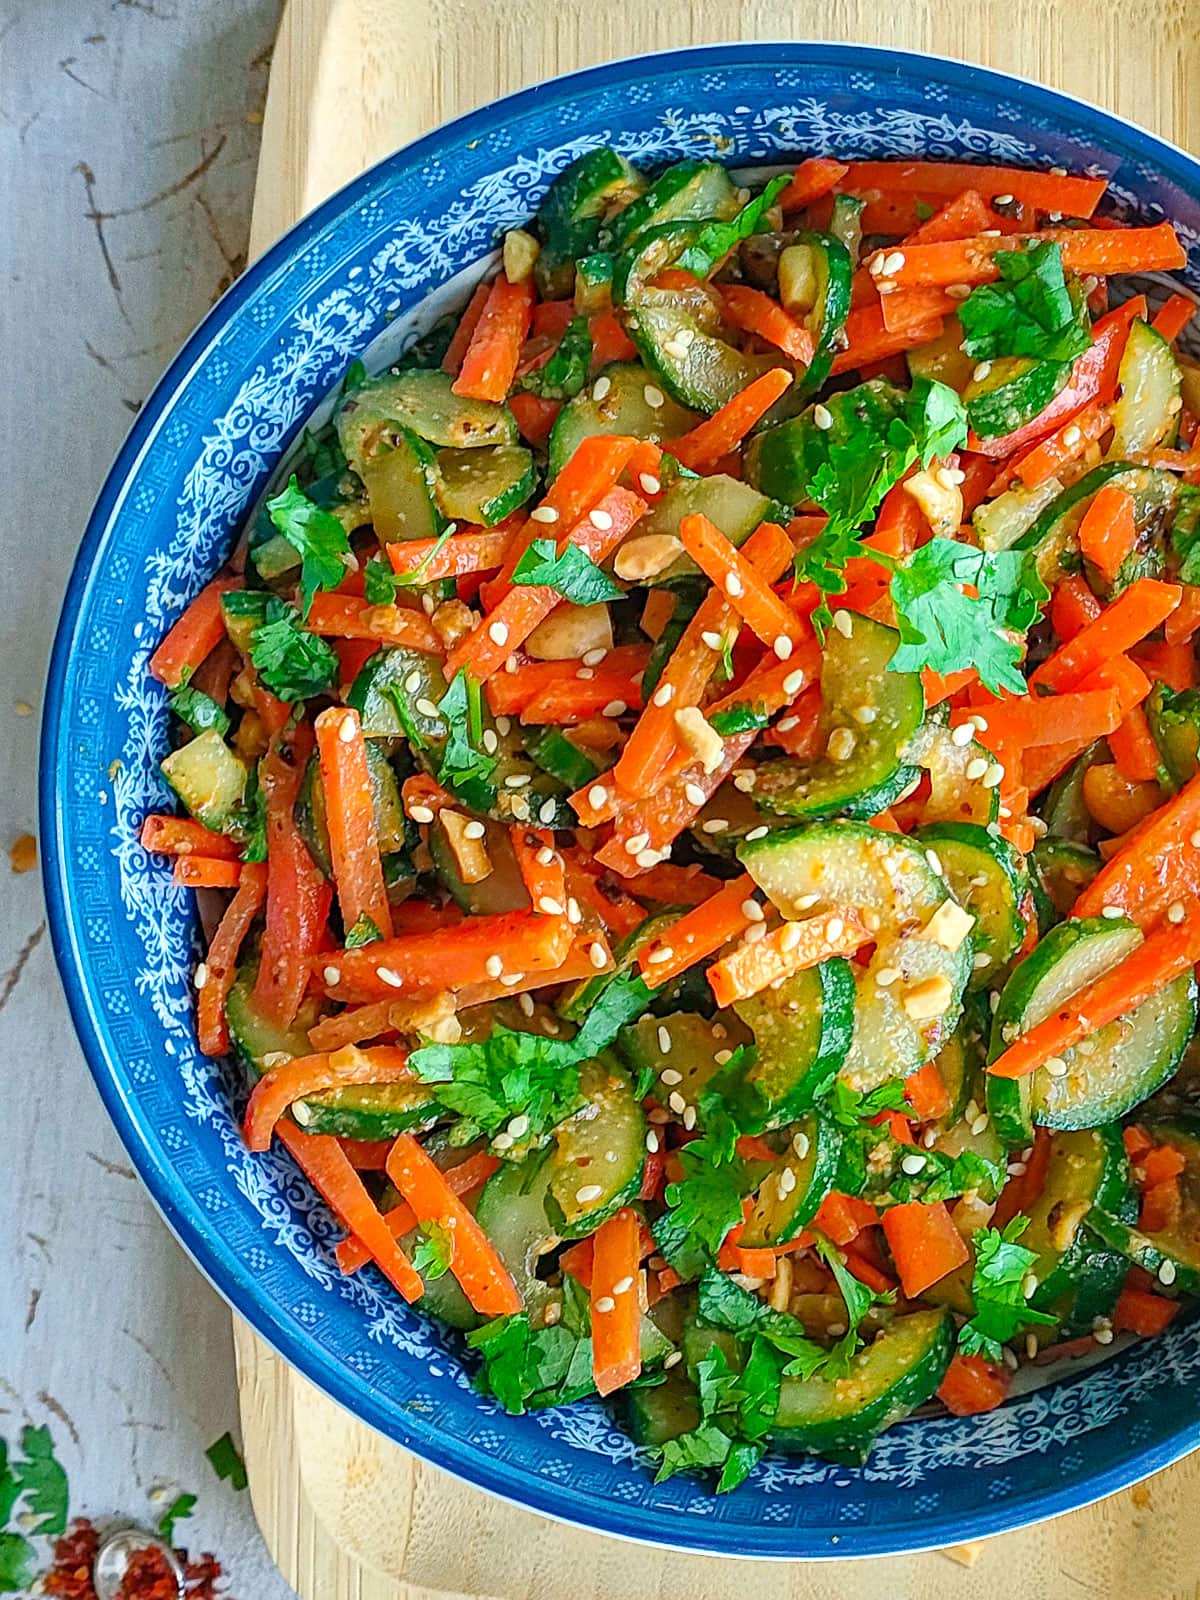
(42, 43), (1200, 1558)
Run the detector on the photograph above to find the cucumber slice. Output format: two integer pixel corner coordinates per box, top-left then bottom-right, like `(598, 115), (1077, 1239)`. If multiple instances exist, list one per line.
(574, 252), (614, 316)
(533, 148), (646, 297)
(744, 378), (904, 507)
(526, 726), (607, 791)
(917, 823), (1028, 991)
(925, 1078), (1006, 1202)
(557, 912), (665, 1024)
(617, 1010), (751, 1127)
(740, 1113), (841, 1246)
(828, 196), (865, 265)
(624, 1370), (700, 1447)
(973, 473), (1066, 554)
(753, 613), (925, 822)
(1021, 1125), (1135, 1333)
(1042, 742), (1107, 843)
(771, 1309), (954, 1464)
(907, 316), (975, 393)
(474, 1157), (560, 1322)
(602, 160), (740, 254)
(1010, 462), (1179, 589)
(427, 813), (527, 916)
(435, 444), (536, 526)
(741, 822), (971, 1089)
(1090, 1119), (1200, 1292)
(712, 960), (856, 1129)
(966, 355), (1071, 439)
(336, 369), (516, 470)
(625, 289), (786, 415)
(1032, 837), (1100, 922)
(929, 1005), (988, 1126)
(630, 474), (781, 583)
(987, 915), (1144, 1142)
(547, 361), (697, 480)
(1171, 482), (1200, 582)
(613, 220), (702, 305)
(362, 428), (446, 543)
(1147, 682), (1200, 789)
(295, 743), (408, 880)
(915, 725), (999, 827)
(1110, 319), (1181, 456)
(161, 727), (248, 832)
(226, 960), (320, 1075)
(547, 1057), (645, 1237)
(778, 232), (853, 394)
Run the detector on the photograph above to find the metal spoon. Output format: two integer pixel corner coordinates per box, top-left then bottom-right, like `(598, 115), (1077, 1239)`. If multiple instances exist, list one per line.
(93, 1524), (185, 1600)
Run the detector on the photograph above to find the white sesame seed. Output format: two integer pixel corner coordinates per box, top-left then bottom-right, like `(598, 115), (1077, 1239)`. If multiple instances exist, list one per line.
(625, 831), (650, 855)
(508, 1113), (530, 1138)
(951, 722), (974, 747)
(725, 572), (744, 598)
(587, 784), (608, 809)
(972, 951), (993, 970)
(1093, 1324), (1114, 1345)
(588, 942), (609, 970)
(778, 1166), (797, 1196)
(668, 1091), (686, 1113)
(744, 922), (767, 944)
(947, 283), (972, 300)
(664, 1349), (683, 1369)
(484, 955), (504, 978)
(612, 1275), (635, 1295)
(1101, 905), (1124, 919)
(592, 375), (612, 402)
(537, 798), (557, 825)
(377, 967), (404, 989)
(733, 769), (757, 792)
(969, 714), (989, 733)
(777, 716), (799, 732)
(463, 819), (487, 840)
(581, 647), (608, 668)
(336, 713), (358, 745)
(601, 699), (627, 718)
(588, 507), (614, 532)
(683, 1104), (697, 1130)
(714, 1049), (733, 1066)
(794, 892), (820, 911)
(404, 670), (423, 693)
(901, 1153), (927, 1175)
(646, 945), (675, 965)
(1168, 901), (1187, 924)
(1191, 831), (1200, 849)
(1021, 1271), (1039, 1300)
(876, 966), (901, 988)
(832, 608), (853, 638)
(1025, 1333), (1040, 1360)
(660, 1069), (682, 1086)
(193, 962), (209, 991)
(782, 668), (807, 697)
(322, 965), (342, 986)
(636, 849), (660, 868)
(518, 992), (535, 1018)
(701, 630), (724, 650)
(643, 384), (665, 409)
(408, 803), (435, 824)
(792, 1130), (810, 1159)
(971, 1113), (990, 1136)
(741, 898), (764, 922)
(825, 915), (845, 941)
(993, 192), (1014, 206)
(488, 620), (509, 646)
(505, 773), (531, 788)
(745, 825), (769, 841)
(416, 697), (440, 718)
(925, 849), (943, 876)
(883, 250), (906, 274)
(646, 1130), (660, 1153)
(812, 402), (834, 431)
(1159, 1260), (1177, 1286)
(536, 895), (564, 918)
(531, 505), (559, 524)
(701, 818), (729, 834)
(566, 897), (582, 925)
(826, 726), (857, 763)
(973, 361), (993, 383)
(1061, 425), (1082, 448)
(491, 1131), (513, 1151)
(685, 782), (707, 806)
(922, 1127), (938, 1148)
(965, 757), (989, 781)
(482, 728), (499, 754)
(593, 1294), (616, 1314)
(780, 922), (803, 952)
(773, 634), (793, 660)
(639, 472), (661, 495)
(982, 762), (1005, 790)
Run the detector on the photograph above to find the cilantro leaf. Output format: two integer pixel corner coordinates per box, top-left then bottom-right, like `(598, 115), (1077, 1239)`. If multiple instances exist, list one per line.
(652, 1138), (751, 1280)
(342, 358), (368, 393)
(959, 241), (1091, 364)
(265, 475), (351, 616)
(435, 669), (498, 795)
(674, 176), (790, 278)
(344, 913), (382, 948)
(828, 1077), (910, 1129)
(467, 1283), (610, 1415)
(0, 1533), (37, 1594)
(520, 317), (593, 400)
(239, 764), (268, 863)
(709, 705), (769, 737)
(412, 1221), (454, 1281)
(887, 537), (1049, 695)
(250, 597), (339, 702)
(363, 525), (456, 601)
(11, 1425), (68, 1536)
(655, 1422), (741, 1483)
(157, 1491), (197, 1544)
(511, 538), (624, 606)
(205, 1431), (248, 1491)
(958, 1216), (1058, 1360)
(168, 684), (230, 738)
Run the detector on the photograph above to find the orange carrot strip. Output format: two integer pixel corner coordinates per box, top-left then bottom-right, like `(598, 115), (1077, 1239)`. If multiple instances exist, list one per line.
(173, 856), (243, 889)
(508, 391), (560, 447)
(336, 1152), (500, 1274)
(304, 592), (443, 654)
(196, 861), (268, 1056)
(1112, 1284), (1181, 1337)
(1166, 587), (1200, 646)
(869, 223), (1184, 291)
(1107, 707), (1163, 784)
(707, 906), (870, 1007)
(511, 826), (567, 915)
(629, 863), (725, 907)
(879, 285), (961, 336)
(881, 1200), (970, 1298)
(778, 156), (849, 212)
(446, 485), (646, 681)
(678, 514), (807, 648)
(1135, 639), (1198, 692)
(937, 1354), (1010, 1416)
(141, 814), (242, 860)
(277, 1122), (422, 1302)
(831, 304), (944, 375)
(1074, 768), (1200, 927)
(323, 909), (573, 1003)
(1008, 402), (1110, 491)
(245, 1044), (412, 1151)
(315, 707), (393, 939)
(1078, 485), (1138, 586)
(1032, 578), (1182, 692)
(904, 188), (993, 244)
(385, 1134), (520, 1315)
(386, 527), (515, 580)
(149, 575), (241, 688)
(989, 915), (1200, 1080)
(452, 273), (535, 402)
(441, 282), (492, 376)
(840, 160), (1107, 218)
(637, 874), (758, 988)
(590, 1207), (643, 1397)
(981, 687), (1121, 750)
(669, 369), (795, 472)
(904, 1061), (952, 1123)
(1152, 294), (1197, 344)
(1050, 574), (1102, 642)
(719, 286), (815, 364)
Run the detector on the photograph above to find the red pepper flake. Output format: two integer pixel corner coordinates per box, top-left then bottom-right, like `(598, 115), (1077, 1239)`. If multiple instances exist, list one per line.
(119, 1547), (178, 1600)
(42, 1521), (101, 1599)
(40, 1518), (231, 1600)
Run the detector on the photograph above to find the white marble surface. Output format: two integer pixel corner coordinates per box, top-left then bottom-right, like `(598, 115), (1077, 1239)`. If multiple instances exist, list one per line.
(2, 2), (295, 1593)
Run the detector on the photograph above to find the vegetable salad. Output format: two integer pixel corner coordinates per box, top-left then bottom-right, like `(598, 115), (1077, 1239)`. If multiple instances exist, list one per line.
(142, 148), (1200, 1489)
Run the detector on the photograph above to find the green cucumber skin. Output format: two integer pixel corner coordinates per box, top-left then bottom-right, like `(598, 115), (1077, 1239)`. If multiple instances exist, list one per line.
(720, 960), (857, 1129)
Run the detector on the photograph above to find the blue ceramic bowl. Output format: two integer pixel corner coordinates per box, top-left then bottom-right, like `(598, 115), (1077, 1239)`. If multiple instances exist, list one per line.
(42, 42), (1200, 1559)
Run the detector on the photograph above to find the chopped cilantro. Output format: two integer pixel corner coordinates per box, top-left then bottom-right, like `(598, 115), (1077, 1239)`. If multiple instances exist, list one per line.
(205, 1431), (248, 1491)
(168, 684), (230, 738)
(412, 1221), (454, 1281)
(886, 537), (1049, 695)
(674, 176), (790, 278)
(239, 764), (268, 864)
(344, 914), (382, 948)
(958, 241), (1091, 364)
(519, 317), (593, 400)
(958, 1216), (1057, 1361)
(651, 1137), (752, 1280)
(250, 598), (339, 702)
(0, 1535), (36, 1594)
(342, 358), (368, 393)
(511, 538), (624, 606)
(264, 475), (351, 616)
(157, 1492), (197, 1544)
(435, 669), (498, 794)
(8, 1426), (67, 1537)
(363, 524), (456, 601)
(709, 705), (769, 737)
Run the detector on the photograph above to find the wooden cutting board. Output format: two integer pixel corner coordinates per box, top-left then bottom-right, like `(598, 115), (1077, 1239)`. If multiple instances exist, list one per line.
(238, 3), (1200, 1594)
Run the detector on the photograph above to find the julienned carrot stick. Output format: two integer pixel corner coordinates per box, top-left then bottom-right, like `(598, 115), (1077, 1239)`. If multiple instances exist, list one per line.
(707, 906), (871, 1007)
(778, 156), (849, 212)
(315, 706), (393, 940)
(141, 814), (243, 860)
(628, 863), (726, 906)
(518, 672), (645, 726)
(590, 1207), (643, 1397)
(880, 1200), (970, 1299)
(451, 273), (534, 403)
(719, 287), (815, 364)
(1152, 294), (1197, 344)
(980, 687), (1121, 750)
(868, 223), (1184, 290)
(511, 826), (567, 915)
(638, 874), (759, 988)
(306, 994), (451, 1053)
(508, 390), (560, 447)
(173, 856), (243, 889)
(244, 1044), (413, 1150)
(1049, 575), (1102, 642)
(904, 1060), (952, 1122)
(937, 1354), (1009, 1416)
(840, 160), (1108, 218)
(336, 1152), (501, 1274)
(385, 1134), (521, 1315)
(669, 368), (795, 472)
(196, 861), (267, 1056)
(485, 645), (650, 717)
(1007, 402), (1110, 491)
(988, 915), (1200, 1080)
(904, 188), (993, 244)
(678, 515), (807, 647)
(1112, 1285), (1181, 1337)
(1074, 768), (1200, 928)
(1107, 706), (1163, 785)
(441, 281), (491, 376)
(149, 575), (241, 688)
(830, 304), (946, 375)
(446, 485), (646, 681)
(453, 933), (613, 1008)
(1078, 486), (1137, 586)
(304, 593), (444, 654)
(276, 1122), (423, 1303)
(1032, 578), (1181, 691)
(1165, 588), (1200, 646)
(386, 526), (515, 581)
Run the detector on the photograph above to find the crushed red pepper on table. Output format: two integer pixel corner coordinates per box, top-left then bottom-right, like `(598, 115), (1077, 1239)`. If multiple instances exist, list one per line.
(40, 1520), (230, 1600)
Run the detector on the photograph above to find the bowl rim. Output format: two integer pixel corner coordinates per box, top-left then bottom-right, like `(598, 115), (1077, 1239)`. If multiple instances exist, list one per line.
(41, 37), (1200, 1560)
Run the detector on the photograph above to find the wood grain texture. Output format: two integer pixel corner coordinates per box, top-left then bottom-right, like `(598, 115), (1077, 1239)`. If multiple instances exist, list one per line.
(242, 2), (1200, 1594)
